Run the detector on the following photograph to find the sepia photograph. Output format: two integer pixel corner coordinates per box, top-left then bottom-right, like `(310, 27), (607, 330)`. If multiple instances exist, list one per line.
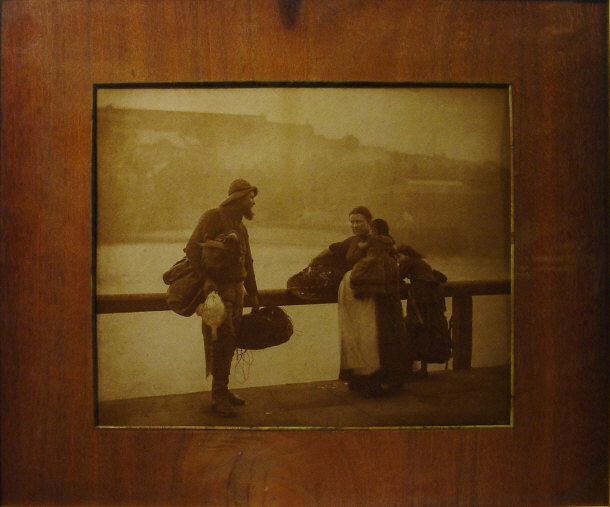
(94, 83), (512, 428)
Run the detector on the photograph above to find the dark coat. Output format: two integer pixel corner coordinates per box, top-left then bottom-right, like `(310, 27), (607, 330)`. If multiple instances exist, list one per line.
(399, 256), (451, 363)
(184, 205), (258, 297)
(330, 236), (366, 268)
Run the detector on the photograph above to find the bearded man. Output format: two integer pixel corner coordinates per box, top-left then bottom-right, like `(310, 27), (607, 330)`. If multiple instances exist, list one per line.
(184, 179), (259, 417)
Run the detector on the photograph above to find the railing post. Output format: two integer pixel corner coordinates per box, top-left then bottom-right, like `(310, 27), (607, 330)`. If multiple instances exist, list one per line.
(451, 295), (473, 370)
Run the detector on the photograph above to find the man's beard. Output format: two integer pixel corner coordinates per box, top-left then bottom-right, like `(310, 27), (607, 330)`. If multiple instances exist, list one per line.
(243, 208), (254, 220)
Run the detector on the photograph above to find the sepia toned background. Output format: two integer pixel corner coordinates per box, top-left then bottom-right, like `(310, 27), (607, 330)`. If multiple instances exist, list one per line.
(1, 0), (607, 505)
(95, 85), (511, 401)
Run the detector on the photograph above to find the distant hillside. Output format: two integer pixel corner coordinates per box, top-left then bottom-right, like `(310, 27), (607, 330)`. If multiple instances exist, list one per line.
(95, 106), (510, 257)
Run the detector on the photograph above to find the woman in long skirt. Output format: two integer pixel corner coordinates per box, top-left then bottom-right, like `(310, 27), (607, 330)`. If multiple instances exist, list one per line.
(310, 207), (411, 397)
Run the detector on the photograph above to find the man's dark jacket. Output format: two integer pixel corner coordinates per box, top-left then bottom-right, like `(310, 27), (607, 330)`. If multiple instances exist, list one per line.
(184, 205), (258, 297)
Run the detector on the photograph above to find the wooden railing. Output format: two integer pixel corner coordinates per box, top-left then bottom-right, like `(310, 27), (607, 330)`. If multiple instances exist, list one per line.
(96, 279), (510, 370)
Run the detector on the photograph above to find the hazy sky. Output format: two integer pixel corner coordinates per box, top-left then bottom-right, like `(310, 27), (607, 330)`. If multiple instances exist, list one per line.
(97, 86), (510, 164)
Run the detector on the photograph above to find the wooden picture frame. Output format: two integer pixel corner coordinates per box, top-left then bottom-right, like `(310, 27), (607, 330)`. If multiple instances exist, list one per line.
(1, 1), (607, 504)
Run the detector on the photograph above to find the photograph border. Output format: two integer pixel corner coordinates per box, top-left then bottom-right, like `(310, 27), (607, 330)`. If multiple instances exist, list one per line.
(92, 80), (515, 431)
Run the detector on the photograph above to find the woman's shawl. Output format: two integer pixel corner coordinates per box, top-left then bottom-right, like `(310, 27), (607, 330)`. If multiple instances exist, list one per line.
(350, 254), (400, 296)
(349, 235), (400, 296)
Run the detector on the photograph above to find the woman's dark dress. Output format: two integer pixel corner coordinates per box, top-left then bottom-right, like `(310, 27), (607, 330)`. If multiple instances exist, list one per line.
(399, 256), (451, 364)
(326, 236), (412, 386)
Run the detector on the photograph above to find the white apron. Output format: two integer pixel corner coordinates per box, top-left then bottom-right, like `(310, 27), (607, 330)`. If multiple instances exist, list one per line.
(337, 270), (380, 375)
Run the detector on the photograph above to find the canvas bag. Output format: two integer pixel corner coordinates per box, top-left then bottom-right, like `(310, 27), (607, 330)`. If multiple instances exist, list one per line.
(162, 256), (205, 317)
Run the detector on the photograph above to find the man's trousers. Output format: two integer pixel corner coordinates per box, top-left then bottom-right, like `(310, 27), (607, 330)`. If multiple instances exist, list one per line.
(202, 281), (244, 397)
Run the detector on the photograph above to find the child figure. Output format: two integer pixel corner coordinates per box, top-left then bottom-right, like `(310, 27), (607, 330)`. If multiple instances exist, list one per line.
(371, 218), (391, 237)
(397, 244), (451, 377)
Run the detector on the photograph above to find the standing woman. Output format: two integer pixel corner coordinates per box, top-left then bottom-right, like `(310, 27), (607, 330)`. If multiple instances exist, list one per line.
(310, 207), (411, 397)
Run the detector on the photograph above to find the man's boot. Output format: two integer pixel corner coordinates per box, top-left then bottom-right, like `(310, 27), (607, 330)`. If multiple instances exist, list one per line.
(211, 343), (237, 418)
(212, 388), (237, 418)
(227, 391), (246, 406)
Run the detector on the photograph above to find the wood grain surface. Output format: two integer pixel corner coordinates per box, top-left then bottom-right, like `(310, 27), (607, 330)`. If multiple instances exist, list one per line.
(1, 0), (608, 505)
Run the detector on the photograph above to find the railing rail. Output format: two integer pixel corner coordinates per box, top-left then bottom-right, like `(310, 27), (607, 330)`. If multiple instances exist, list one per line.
(96, 279), (509, 313)
(96, 279), (510, 370)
